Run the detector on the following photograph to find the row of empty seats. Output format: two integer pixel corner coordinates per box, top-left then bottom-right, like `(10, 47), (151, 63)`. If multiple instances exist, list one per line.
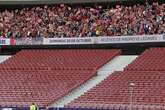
(0, 49), (121, 107)
(0, 70), (96, 107)
(125, 48), (165, 71)
(1, 49), (121, 70)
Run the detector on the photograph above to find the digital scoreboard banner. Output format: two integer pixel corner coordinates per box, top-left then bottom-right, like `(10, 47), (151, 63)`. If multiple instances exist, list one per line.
(43, 34), (165, 45)
(43, 37), (96, 45)
(1, 34), (165, 45)
(14, 37), (43, 45)
(97, 34), (165, 44)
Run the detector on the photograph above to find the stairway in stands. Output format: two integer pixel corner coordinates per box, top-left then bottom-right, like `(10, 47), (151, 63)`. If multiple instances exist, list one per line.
(0, 56), (11, 63)
(50, 55), (137, 107)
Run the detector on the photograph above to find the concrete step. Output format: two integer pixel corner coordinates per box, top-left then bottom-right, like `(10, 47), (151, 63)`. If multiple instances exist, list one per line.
(0, 56), (11, 63)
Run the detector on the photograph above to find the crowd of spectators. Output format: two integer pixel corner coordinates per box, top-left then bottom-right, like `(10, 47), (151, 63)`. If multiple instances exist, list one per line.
(0, 2), (164, 38)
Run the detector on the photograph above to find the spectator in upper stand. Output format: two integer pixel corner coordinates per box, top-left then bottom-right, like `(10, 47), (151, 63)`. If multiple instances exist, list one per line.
(96, 26), (101, 37)
(0, 2), (164, 38)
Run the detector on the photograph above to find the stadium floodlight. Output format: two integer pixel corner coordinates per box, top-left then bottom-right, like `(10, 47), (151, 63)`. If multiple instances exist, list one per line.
(129, 82), (135, 110)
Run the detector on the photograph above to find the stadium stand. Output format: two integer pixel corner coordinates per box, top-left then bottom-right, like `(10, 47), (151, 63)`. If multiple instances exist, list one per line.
(0, 0), (164, 109)
(66, 48), (165, 110)
(0, 49), (120, 70)
(125, 48), (165, 71)
(66, 71), (165, 109)
(0, 69), (96, 107)
(0, 49), (121, 107)
(0, 2), (164, 38)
